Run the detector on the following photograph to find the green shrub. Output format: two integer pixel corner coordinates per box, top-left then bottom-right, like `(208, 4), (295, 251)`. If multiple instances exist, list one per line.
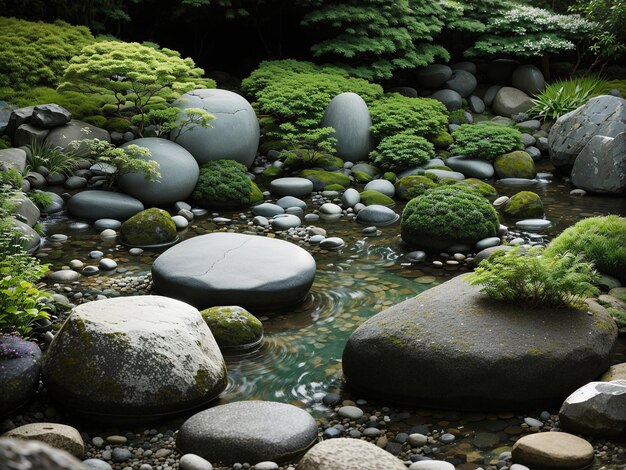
(544, 215), (626, 283)
(27, 192), (54, 210)
(466, 246), (599, 309)
(369, 94), (448, 141)
(450, 123), (523, 160)
(431, 131), (453, 149)
(449, 109), (470, 125)
(369, 132), (435, 172)
(528, 76), (609, 121)
(401, 185), (499, 244)
(0, 17), (94, 90)
(192, 160), (263, 209)
(395, 175), (437, 200)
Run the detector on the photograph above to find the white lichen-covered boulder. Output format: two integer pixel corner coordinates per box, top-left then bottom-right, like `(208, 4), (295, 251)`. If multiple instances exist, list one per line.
(42, 296), (227, 421)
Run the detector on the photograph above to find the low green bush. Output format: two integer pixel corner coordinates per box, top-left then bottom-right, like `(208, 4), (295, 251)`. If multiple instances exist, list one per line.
(544, 215), (626, 283)
(450, 123), (523, 160)
(466, 246), (599, 309)
(369, 132), (435, 172)
(395, 175), (438, 200)
(192, 160), (263, 209)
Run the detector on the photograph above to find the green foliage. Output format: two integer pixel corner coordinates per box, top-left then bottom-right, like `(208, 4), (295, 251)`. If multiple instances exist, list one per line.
(0, 169), (24, 188)
(0, 17), (94, 90)
(528, 76), (609, 121)
(401, 185), (499, 241)
(544, 215), (626, 283)
(369, 94), (448, 141)
(136, 107), (215, 140)
(449, 109), (470, 125)
(27, 192), (53, 210)
(0, 136), (11, 150)
(279, 127), (337, 168)
(465, 4), (595, 58)
(299, 0), (450, 80)
(455, 178), (497, 197)
(299, 169), (351, 190)
(395, 175), (437, 200)
(59, 40), (215, 135)
(76, 139), (160, 189)
(466, 246), (600, 309)
(450, 123), (523, 160)
(192, 160), (263, 209)
(369, 132), (434, 172)
(29, 140), (80, 176)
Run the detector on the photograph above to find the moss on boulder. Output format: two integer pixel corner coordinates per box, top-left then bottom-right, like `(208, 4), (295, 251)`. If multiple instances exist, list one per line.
(431, 131), (453, 149)
(353, 171), (373, 183)
(359, 190), (395, 207)
(455, 178), (497, 197)
(200, 306), (263, 352)
(503, 191), (544, 219)
(494, 151), (536, 179)
(299, 169), (351, 191)
(395, 176), (437, 201)
(312, 153), (344, 171)
(120, 208), (177, 247)
(262, 166), (283, 179)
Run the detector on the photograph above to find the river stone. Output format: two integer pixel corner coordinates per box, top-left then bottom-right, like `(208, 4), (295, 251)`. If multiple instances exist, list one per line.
(0, 336), (41, 419)
(571, 133), (626, 194)
(41, 296), (226, 420)
(341, 188), (360, 207)
(276, 196), (307, 210)
(64, 176), (87, 190)
(492, 87), (533, 117)
(297, 438), (406, 470)
(200, 306), (263, 352)
(12, 192), (40, 227)
(3, 423), (84, 458)
(177, 401), (318, 464)
(430, 90), (462, 111)
(94, 219), (121, 230)
(152, 232), (316, 311)
(502, 191), (543, 219)
(319, 237), (345, 250)
(494, 151), (536, 179)
(549, 95), (626, 168)
(32, 104), (72, 129)
(118, 138), (199, 206)
(511, 432), (594, 469)
(342, 274), (617, 410)
(172, 89), (259, 168)
(179, 454), (213, 470)
(0, 438), (87, 470)
(172, 215), (189, 230)
(321, 92), (372, 162)
(425, 169), (465, 180)
(364, 179), (395, 197)
(416, 64), (453, 89)
(468, 96), (485, 114)
(270, 177), (314, 197)
(512, 65), (545, 96)
(45, 120), (110, 157)
(559, 380), (626, 436)
(356, 205), (399, 226)
(68, 191), (144, 222)
(483, 85), (502, 108)
(601, 363), (626, 382)
(48, 270), (81, 283)
(445, 69), (477, 98)
(271, 214), (301, 230)
(120, 208), (177, 247)
(515, 218), (551, 231)
(82, 459), (113, 470)
(13, 219), (40, 253)
(446, 156), (494, 179)
(252, 203), (284, 217)
(409, 461), (455, 470)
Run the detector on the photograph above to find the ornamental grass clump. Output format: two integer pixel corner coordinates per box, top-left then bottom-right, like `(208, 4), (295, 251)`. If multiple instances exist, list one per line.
(450, 123), (523, 160)
(466, 246), (599, 309)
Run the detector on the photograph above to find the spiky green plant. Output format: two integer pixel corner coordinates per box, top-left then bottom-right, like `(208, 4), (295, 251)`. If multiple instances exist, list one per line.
(29, 140), (80, 176)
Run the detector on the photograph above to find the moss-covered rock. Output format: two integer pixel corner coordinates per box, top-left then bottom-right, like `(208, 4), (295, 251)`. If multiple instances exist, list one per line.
(494, 151), (536, 179)
(431, 131), (453, 149)
(103, 117), (131, 133)
(299, 169), (351, 191)
(395, 176), (437, 200)
(120, 208), (177, 247)
(262, 166), (283, 179)
(192, 160), (263, 209)
(353, 171), (373, 183)
(325, 184), (346, 191)
(259, 139), (286, 155)
(200, 306), (263, 352)
(359, 190), (395, 207)
(383, 172), (396, 183)
(503, 191), (544, 219)
(312, 153), (344, 171)
(455, 178), (497, 197)
(401, 185), (500, 251)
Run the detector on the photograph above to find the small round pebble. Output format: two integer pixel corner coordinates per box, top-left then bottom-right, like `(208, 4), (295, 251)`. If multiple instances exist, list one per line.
(179, 453), (213, 470)
(254, 462), (279, 470)
(100, 229), (117, 242)
(338, 405), (364, 420)
(129, 248), (144, 256)
(111, 448), (132, 463)
(82, 459), (113, 470)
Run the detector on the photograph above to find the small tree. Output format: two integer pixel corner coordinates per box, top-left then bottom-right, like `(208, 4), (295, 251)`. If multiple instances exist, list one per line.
(135, 107), (215, 140)
(59, 40), (215, 136)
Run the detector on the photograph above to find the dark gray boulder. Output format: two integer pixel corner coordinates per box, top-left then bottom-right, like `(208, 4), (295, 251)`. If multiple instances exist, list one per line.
(5, 106), (35, 137)
(152, 232), (316, 311)
(512, 65), (545, 96)
(177, 401), (318, 464)
(487, 59), (519, 84)
(67, 191), (144, 221)
(14, 123), (49, 147)
(571, 133), (626, 194)
(0, 336), (41, 419)
(446, 156), (494, 179)
(430, 90), (462, 111)
(32, 104), (72, 129)
(416, 64), (452, 89)
(46, 120), (110, 157)
(549, 95), (626, 169)
(468, 96), (485, 114)
(0, 100), (14, 134)
(445, 69), (477, 97)
(342, 275), (617, 410)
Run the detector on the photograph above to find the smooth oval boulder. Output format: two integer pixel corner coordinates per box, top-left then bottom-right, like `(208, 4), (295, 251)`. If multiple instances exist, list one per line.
(430, 89), (462, 111)
(444, 69), (477, 98)
(118, 138), (199, 206)
(152, 232), (316, 311)
(42, 296), (227, 420)
(176, 401), (318, 464)
(200, 306), (263, 352)
(416, 64), (452, 89)
(511, 432), (594, 469)
(297, 438), (406, 470)
(492, 87), (533, 117)
(512, 65), (545, 96)
(172, 89), (259, 168)
(446, 156), (494, 179)
(355, 205), (399, 226)
(270, 177), (314, 197)
(67, 191), (144, 222)
(342, 274), (617, 410)
(494, 151), (536, 179)
(321, 92), (372, 162)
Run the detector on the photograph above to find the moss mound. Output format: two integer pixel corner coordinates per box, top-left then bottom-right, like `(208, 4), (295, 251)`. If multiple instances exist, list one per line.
(359, 190), (395, 207)
(455, 178), (497, 197)
(120, 208), (177, 247)
(395, 176), (437, 200)
(431, 131), (453, 149)
(192, 160), (263, 209)
(544, 215), (626, 283)
(503, 191), (544, 218)
(353, 171), (373, 183)
(300, 169), (351, 190)
(494, 151), (536, 179)
(312, 154), (344, 171)
(200, 306), (263, 351)
(401, 185), (500, 251)
(262, 166), (283, 179)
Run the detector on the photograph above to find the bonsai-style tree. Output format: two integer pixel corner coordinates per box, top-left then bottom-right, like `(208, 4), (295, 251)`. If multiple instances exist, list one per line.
(136, 107), (215, 141)
(58, 40), (215, 136)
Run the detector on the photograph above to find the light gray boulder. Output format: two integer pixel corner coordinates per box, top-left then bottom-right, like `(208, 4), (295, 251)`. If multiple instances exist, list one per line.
(13, 220), (40, 253)
(67, 190), (144, 221)
(32, 104), (72, 129)
(0, 148), (27, 173)
(152, 232), (316, 311)
(559, 380), (626, 436)
(270, 177), (314, 197)
(492, 87), (533, 116)
(571, 133), (626, 194)
(342, 274), (617, 409)
(177, 401), (317, 464)
(512, 65), (545, 96)
(42, 296), (226, 420)
(321, 92), (372, 162)
(118, 138), (199, 206)
(364, 179), (395, 197)
(11, 192), (40, 227)
(549, 95), (626, 168)
(172, 89), (259, 168)
(446, 156), (494, 179)
(297, 438), (406, 470)
(46, 120), (110, 157)
(355, 205), (399, 226)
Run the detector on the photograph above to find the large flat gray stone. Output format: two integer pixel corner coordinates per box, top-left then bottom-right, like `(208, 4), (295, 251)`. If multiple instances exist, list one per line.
(67, 191), (144, 221)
